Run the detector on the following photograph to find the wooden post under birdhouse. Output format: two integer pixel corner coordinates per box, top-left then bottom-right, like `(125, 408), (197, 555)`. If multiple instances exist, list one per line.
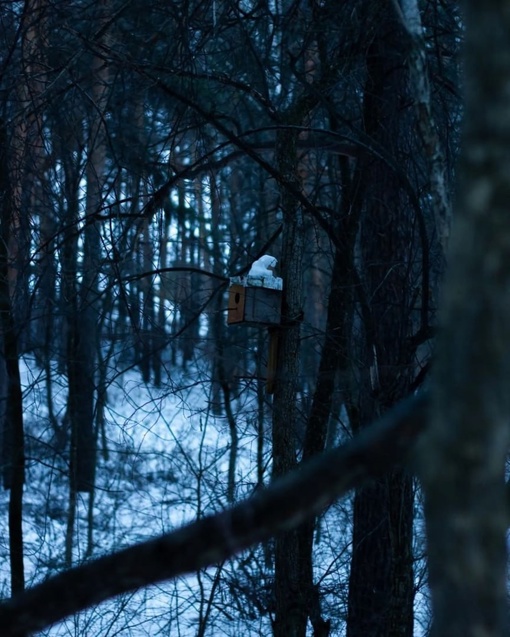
(266, 327), (279, 394)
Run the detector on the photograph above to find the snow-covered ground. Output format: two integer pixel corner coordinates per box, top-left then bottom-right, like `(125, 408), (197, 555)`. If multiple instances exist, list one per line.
(0, 355), (281, 635)
(0, 355), (426, 636)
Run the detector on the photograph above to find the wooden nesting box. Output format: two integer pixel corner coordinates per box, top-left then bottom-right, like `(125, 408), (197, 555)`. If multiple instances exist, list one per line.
(227, 275), (282, 326)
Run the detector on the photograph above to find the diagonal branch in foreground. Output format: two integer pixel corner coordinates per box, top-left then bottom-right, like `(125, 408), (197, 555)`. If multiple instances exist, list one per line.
(0, 392), (428, 636)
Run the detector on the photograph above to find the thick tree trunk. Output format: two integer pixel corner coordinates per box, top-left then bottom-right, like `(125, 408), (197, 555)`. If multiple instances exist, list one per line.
(272, 125), (306, 637)
(422, 2), (510, 635)
(348, 472), (414, 637)
(347, 7), (418, 637)
(69, 1), (111, 495)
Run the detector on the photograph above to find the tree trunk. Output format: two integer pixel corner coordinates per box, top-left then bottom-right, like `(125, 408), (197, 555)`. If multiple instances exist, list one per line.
(0, 120), (25, 597)
(69, 1), (111, 495)
(422, 1), (510, 635)
(272, 125), (307, 637)
(347, 7), (418, 636)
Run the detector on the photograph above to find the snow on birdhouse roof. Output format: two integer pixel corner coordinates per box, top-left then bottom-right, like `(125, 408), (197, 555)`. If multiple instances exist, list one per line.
(230, 255), (283, 290)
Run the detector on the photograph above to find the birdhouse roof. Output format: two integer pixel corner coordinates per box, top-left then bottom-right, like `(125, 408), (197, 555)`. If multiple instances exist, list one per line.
(230, 275), (283, 291)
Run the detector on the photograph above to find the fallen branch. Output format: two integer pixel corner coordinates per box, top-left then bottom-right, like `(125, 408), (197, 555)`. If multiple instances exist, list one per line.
(0, 392), (428, 636)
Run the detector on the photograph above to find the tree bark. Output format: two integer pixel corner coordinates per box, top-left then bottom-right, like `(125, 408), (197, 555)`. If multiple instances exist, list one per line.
(422, 2), (510, 635)
(0, 120), (25, 598)
(69, 0), (111, 495)
(272, 124), (307, 637)
(347, 7), (418, 636)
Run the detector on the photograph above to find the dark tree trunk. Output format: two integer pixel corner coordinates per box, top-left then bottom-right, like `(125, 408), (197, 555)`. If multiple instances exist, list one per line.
(293, 170), (358, 637)
(348, 472), (414, 637)
(347, 7), (419, 637)
(67, 313), (96, 493)
(422, 1), (510, 635)
(3, 317), (26, 597)
(69, 1), (111, 493)
(272, 125), (306, 637)
(0, 120), (25, 596)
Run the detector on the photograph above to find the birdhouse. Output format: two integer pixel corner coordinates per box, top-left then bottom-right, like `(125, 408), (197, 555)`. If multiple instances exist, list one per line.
(227, 256), (283, 327)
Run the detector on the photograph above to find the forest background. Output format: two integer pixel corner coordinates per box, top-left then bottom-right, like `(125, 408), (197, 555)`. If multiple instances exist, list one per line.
(0, 1), (507, 636)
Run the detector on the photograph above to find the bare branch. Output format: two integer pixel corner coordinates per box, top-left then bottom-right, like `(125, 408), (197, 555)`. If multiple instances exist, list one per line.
(0, 393), (428, 636)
